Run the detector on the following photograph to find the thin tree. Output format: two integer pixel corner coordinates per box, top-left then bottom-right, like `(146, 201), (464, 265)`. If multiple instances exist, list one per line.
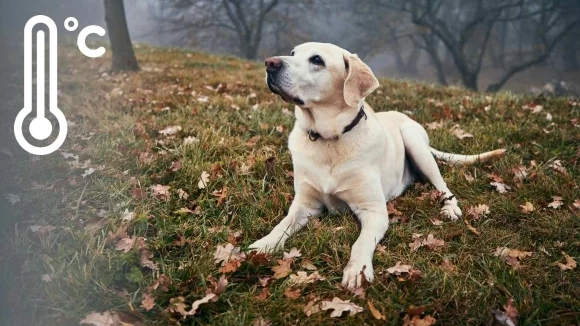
(104, 0), (139, 71)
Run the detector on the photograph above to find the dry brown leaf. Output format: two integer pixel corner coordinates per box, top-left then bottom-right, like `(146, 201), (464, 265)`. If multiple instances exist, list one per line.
(409, 233), (445, 251)
(464, 220), (480, 235)
(212, 186), (228, 206)
(463, 172), (475, 183)
(170, 160), (182, 172)
(272, 259), (293, 279)
(548, 160), (568, 175)
(213, 243), (246, 265)
(386, 261), (412, 275)
(152, 184), (171, 201)
(303, 298), (321, 316)
(218, 260), (241, 273)
(185, 293), (216, 317)
(80, 311), (120, 326)
(367, 301), (386, 320)
(289, 271), (326, 285)
(253, 317), (272, 326)
(490, 181), (511, 194)
(492, 298), (519, 326)
(198, 171), (210, 189)
(258, 277), (271, 287)
(149, 274), (172, 292)
(255, 287), (271, 301)
(440, 259), (455, 273)
(141, 293), (155, 311)
(300, 260), (317, 271)
(283, 247), (302, 260)
(402, 314), (437, 326)
(320, 297), (364, 317)
(547, 196), (563, 209)
(494, 247), (532, 269)
(284, 287), (301, 299)
(167, 296), (188, 316)
(519, 202), (534, 214)
(467, 204), (490, 220)
(557, 252), (577, 271)
(115, 236), (136, 253)
(140, 249), (159, 270)
(512, 165), (528, 183)
(450, 124), (473, 139)
(158, 125), (182, 136)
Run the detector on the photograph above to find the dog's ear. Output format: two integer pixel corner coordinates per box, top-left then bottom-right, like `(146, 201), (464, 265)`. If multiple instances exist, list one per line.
(343, 54), (379, 107)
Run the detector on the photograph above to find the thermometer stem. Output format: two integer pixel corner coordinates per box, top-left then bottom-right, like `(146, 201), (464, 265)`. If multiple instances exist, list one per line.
(37, 30), (45, 119)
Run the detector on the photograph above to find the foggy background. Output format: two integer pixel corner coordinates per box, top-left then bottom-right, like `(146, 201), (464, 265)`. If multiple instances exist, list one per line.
(2, 0), (580, 95)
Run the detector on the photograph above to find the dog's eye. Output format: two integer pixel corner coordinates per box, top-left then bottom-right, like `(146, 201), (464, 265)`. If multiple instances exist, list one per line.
(309, 55), (325, 66)
(291, 50), (295, 56)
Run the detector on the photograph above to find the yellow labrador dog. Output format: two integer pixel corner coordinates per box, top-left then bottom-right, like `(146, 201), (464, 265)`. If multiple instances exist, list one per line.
(249, 42), (504, 289)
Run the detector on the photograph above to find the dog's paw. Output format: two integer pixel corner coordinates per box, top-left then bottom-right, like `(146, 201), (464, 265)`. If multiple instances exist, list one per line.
(248, 235), (285, 253)
(341, 260), (374, 290)
(441, 203), (462, 221)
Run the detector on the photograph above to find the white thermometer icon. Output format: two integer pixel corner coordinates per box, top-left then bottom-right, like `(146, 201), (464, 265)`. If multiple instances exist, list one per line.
(14, 15), (106, 155)
(14, 15), (68, 155)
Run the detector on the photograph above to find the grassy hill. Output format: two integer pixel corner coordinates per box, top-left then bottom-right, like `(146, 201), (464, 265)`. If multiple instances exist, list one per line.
(1, 44), (579, 325)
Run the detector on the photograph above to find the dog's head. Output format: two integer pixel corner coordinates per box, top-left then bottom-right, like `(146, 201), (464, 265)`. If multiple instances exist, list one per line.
(265, 42), (379, 108)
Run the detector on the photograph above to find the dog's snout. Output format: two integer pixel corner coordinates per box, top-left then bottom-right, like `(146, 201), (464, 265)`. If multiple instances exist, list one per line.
(265, 57), (282, 73)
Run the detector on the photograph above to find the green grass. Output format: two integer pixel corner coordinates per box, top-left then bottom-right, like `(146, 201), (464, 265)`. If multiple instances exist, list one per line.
(1, 43), (579, 326)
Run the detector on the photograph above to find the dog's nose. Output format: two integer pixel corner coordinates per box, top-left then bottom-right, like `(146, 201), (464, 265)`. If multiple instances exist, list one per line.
(265, 57), (282, 73)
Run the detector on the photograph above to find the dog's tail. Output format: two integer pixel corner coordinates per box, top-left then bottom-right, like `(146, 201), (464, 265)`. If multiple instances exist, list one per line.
(430, 147), (506, 165)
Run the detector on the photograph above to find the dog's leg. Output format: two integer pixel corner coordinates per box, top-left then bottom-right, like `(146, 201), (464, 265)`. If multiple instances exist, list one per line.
(400, 122), (462, 220)
(248, 187), (321, 252)
(340, 188), (389, 289)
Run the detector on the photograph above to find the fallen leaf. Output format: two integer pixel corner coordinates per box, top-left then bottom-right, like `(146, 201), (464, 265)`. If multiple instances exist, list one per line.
(303, 298), (321, 317)
(159, 125), (182, 136)
(212, 186), (228, 206)
(519, 202), (534, 214)
(386, 261), (412, 275)
(185, 293), (216, 317)
(367, 301), (386, 320)
(557, 252), (577, 271)
(402, 314), (437, 326)
(183, 136), (200, 146)
(213, 243), (246, 265)
(5, 194), (20, 205)
(464, 220), (480, 235)
(198, 171), (210, 189)
(440, 259), (455, 273)
(130, 187), (146, 200)
(218, 260), (241, 273)
(494, 247), (532, 269)
(451, 125), (473, 139)
(425, 121), (443, 130)
(467, 204), (490, 220)
(149, 274), (172, 292)
(80, 311), (120, 326)
(253, 317), (272, 326)
(409, 233), (445, 251)
(548, 160), (568, 175)
(255, 287), (271, 301)
(320, 297), (364, 317)
(300, 260), (317, 271)
(272, 259), (293, 279)
(463, 172), (475, 183)
(547, 196), (563, 209)
(284, 287), (301, 299)
(152, 184), (171, 201)
(490, 181), (511, 194)
(492, 298), (519, 326)
(140, 249), (159, 270)
(283, 247), (302, 260)
(170, 160), (182, 172)
(141, 293), (155, 311)
(208, 274), (228, 296)
(289, 271), (326, 285)
(258, 277), (271, 287)
(82, 168), (95, 178)
(512, 165), (528, 183)
(116, 236), (136, 253)
(177, 189), (189, 200)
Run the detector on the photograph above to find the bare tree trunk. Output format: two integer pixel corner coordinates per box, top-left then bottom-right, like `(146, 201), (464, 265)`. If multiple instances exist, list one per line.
(104, 0), (139, 71)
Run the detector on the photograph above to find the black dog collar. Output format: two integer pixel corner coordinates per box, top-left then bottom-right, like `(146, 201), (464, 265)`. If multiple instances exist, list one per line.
(308, 105), (367, 141)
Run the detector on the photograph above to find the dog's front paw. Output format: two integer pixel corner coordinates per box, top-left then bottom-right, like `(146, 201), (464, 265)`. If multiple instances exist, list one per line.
(248, 235), (285, 253)
(441, 202), (462, 221)
(341, 260), (374, 290)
